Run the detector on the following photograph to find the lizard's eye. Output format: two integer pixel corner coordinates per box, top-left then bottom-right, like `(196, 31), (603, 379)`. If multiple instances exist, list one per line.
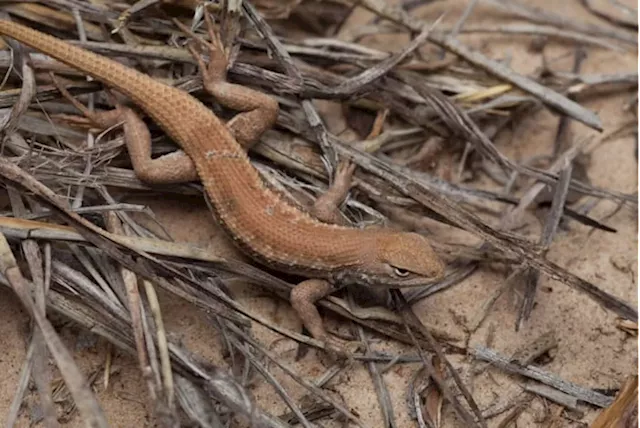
(393, 267), (410, 277)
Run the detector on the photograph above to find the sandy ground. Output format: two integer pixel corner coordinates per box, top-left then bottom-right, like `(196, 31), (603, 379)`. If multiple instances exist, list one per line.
(0, 0), (637, 427)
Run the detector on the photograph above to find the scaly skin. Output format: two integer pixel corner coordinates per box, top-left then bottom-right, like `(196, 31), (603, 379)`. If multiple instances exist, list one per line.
(0, 19), (445, 355)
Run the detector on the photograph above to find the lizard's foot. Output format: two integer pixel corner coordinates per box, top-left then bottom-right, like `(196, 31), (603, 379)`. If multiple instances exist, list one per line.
(311, 159), (357, 224)
(290, 278), (361, 363)
(317, 334), (361, 366)
(335, 160), (356, 182)
(178, 9), (229, 86)
(332, 160), (356, 193)
(49, 72), (123, 129)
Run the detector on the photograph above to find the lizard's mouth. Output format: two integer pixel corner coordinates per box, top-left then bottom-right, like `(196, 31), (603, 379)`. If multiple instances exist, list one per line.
(375, 275), (445, 288)
(331, 270), (445, 289)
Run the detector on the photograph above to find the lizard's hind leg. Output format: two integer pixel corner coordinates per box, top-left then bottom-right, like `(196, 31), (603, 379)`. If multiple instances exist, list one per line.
(178, 9), (279, 150)
(50, 73), (199, 184)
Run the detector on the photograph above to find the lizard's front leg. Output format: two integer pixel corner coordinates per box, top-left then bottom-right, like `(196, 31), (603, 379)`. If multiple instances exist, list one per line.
(290, 163), (363, 359)
(311, 160), (357, 225)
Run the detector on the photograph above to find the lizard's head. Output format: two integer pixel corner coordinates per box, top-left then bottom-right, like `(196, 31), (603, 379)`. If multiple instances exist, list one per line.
(333, 231), (446, 287)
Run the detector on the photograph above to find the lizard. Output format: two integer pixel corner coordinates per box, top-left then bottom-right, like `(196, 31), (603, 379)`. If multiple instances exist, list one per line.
(0, 15), (445, 356)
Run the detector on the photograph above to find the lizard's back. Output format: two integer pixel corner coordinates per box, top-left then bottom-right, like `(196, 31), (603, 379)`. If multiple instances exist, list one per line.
(0, 20), (371, 274)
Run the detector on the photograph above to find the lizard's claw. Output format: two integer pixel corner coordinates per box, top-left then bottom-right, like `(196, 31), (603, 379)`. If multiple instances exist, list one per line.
(202, 7), (228, 59)
(177, 10), (229, 85)
(319, 335), (361, 366)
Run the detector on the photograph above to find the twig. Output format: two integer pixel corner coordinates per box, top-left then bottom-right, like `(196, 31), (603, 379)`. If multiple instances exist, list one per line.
(0, 232), (110, 427)
(483, 0), (637, 45)
(524, 383), (582, 413)
(517, 161), (574, 328)
(472, 345), (614, 408)
(348, 0), (604, 131)
(392, 290), (487, 428)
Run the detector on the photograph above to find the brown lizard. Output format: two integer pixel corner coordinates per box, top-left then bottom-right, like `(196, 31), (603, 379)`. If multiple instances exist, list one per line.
(0, 16), (445, 355)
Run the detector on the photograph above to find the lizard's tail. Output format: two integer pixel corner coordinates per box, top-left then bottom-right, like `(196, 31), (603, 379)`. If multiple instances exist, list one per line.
(0, 20), (194, 128)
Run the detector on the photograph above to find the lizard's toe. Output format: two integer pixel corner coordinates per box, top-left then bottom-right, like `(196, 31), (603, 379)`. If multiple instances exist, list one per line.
(318, 336), (360, 366)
